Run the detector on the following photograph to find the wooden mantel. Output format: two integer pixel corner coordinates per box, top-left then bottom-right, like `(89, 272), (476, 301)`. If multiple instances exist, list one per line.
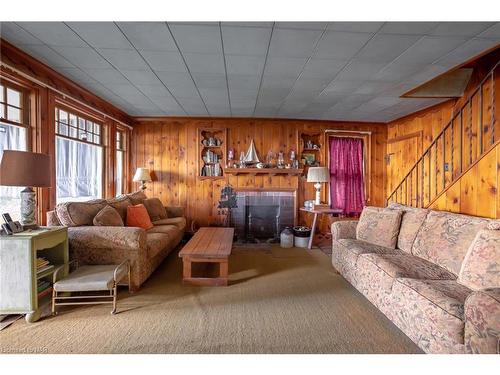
(223, 167), (304, 176)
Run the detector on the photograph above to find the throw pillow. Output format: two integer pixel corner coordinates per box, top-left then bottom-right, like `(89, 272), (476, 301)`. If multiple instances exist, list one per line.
(93, 206), (124, 227)
(143, 198), (168, 221)
(107, 196), (132, 221)
(127, 190), (148, 205)
(458, 229), (500, 291)
(356, 206), (403, 249)
(55, 199), (107, 227)
(126, 204), (153, 230)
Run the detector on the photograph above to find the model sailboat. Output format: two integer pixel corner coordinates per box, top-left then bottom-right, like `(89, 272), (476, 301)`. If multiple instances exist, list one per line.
(243, 139), (260, 164)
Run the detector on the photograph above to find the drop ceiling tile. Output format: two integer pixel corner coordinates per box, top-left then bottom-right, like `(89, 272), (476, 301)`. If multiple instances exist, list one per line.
(221, 22), (274, 28)
(430, 22), (494, 37)
(394, 36), (469, 66)
(374, 63), (426, 82)
(221, 26), (272, 56)
(192, 73), (227, 89)
(169, 24), (222, 54)
(120, 69), (160, 85)
(66, 22), (131, 49)
(323, 80), (364, 93)
(117, 22), (177, 51)
(98, 48), (149, 70)
(435, 38), (500, 66)
(82, 68), (129, 84)
(183, 53), (225, 74)
(263, 57), (308, 76)
(356, 34), (421, 63)
(135, 84), (172, 98)
(293, 76), (331, 92)
(16, 22), (86, 47)
(261, 75), (298, 90)
(227, 75), (261, 91)
(155, 72), (199, 98)
(0, 22), (45, 45)
(52, 47), (111, 69)
(56, 67), (95, 85)
(335, 60), (387, 81)
(149, 96), (184, 113)
(275, 22), (328, 30)
(380, 82), (418, 96)
(230, 95), (257, 106)
(231, 107), (254, 116)
(353, 81), (397, 95)
(477, 23), (500, 39)
(17, 44), (75, 68)
(314, 31), (374, 59)
(378, 22), (439, 35)
(206, 105), (231, 116)
(327, 22), (383, 33)
(226, 55), (265, 75)
(403, 64), (449, 85)
(313, 91), (345, 105)
(268, 28), (323, 58)
(300, 58), (347, 79)
(139, 50), (187, 72)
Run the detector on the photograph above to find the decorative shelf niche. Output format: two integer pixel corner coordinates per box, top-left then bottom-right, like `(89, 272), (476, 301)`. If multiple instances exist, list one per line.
(224, 167), (303, 176)
(198, 127), (227, 180)
(299, 131), (323, 172)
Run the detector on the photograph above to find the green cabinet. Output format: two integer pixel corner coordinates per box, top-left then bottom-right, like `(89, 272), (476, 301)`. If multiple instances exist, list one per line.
(0, 227), (68, 322)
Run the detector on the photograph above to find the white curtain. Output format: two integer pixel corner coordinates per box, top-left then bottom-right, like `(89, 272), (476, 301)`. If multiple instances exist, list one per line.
(56, 137), (103, 203)
(0, 123), (27, 220)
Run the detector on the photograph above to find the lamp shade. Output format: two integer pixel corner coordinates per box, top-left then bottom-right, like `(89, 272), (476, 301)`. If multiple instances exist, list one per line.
(133, 168), (152, 182)
(0, 150), (51, 187)
(307, 167), (329, 183)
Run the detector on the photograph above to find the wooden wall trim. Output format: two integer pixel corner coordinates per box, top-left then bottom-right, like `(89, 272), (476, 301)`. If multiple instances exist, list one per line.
(0, 39), (133, 127)
(387, 131), (423, 144)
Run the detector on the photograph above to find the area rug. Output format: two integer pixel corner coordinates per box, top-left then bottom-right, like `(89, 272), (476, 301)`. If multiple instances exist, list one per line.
(0, 247), (421, 354)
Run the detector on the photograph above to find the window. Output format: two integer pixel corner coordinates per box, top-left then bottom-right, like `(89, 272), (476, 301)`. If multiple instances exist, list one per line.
(115, 129), (126, 196)
(55, 107), (103, 203)
(0, 83), (28, 221)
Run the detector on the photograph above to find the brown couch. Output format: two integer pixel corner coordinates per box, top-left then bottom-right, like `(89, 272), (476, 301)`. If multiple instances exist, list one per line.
(331, 203), (500, 354)
(47, 191), (186, 291)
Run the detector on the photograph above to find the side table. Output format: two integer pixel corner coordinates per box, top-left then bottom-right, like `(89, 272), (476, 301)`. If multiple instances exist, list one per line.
(0, 227), (69, 322)
(300, 207), (344, 249)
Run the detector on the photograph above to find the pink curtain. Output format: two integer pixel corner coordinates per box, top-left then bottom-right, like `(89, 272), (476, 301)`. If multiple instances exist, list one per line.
(329, 137), (365, 215)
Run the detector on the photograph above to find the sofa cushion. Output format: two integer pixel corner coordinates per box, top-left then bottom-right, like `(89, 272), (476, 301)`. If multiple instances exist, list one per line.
(152, 217), (187, 231)
(359, 253), (456, 280)
(126, 204), (153, 230)
(388, 203), (429, 254)
(107, 196), (132, 221)
(143, 198), (168, 221)
(356, 206), (403, 249)
(458, 229), (500, 291)
(55, 199), (107, 227)
(93, 206), (124, 227)
(391, 278), (471, 349)
(337, 239), (405, 257)
(126, 190), (147, 205)
(412, 211), (493, 275)
(146, 233), (171, 258)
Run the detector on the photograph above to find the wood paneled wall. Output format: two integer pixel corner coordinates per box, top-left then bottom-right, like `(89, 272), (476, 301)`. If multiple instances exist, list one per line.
(132, 118), (387, 231)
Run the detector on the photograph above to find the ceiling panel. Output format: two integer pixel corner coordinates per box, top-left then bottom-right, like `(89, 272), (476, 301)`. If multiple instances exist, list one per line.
(117, 22), (177, 51)
(3, 21), (498, 121)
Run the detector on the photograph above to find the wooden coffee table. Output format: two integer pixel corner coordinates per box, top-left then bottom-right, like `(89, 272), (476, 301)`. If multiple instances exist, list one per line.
(179, 227), (234, 286)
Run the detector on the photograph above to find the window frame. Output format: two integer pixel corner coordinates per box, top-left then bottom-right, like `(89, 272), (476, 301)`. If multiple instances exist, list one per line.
(54, 103), (106, 203)
(0, 79), (32, 149)
(115, 127), (128, 196)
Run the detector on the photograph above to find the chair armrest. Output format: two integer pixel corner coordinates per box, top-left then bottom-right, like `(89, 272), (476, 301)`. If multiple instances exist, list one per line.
(331, 220), (358, 240)
(464, 288), (500, 354)
(68, 226), (146, 252)
(113, 260), (130, 283)
(165, 206), (184, 218)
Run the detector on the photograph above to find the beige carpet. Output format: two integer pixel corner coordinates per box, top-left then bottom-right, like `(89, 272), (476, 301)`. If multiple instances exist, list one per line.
(0, 247), (422, 354)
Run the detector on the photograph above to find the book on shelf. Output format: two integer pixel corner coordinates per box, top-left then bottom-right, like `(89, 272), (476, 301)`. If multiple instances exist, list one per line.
(37, 280), (51, 293)
(203, 149), (220, 163)
(37, 264), (54, 275)
(201, 163), (222, 177)
(37, 287), (53, 299)
(36, 257), (50, 269)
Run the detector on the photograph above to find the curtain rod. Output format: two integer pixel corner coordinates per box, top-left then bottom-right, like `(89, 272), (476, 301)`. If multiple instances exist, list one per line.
(1, 62), (133, 130)
(325, 129), (372, 135)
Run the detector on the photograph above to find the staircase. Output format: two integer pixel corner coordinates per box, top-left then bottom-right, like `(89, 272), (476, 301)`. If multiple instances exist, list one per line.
(387, 61), (499, 208)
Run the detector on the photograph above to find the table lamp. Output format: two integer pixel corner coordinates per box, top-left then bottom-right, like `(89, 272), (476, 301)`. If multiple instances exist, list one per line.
(133, 168), (152, 191)
(0, 150), (51, 228)
(307, 167), (329, 205)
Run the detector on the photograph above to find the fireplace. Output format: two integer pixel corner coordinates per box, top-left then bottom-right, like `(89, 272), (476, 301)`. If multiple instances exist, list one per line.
(232, 190), (295, 242)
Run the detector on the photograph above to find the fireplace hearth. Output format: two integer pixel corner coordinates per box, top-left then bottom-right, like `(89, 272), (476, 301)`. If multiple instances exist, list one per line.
(232, 190), (295, 243)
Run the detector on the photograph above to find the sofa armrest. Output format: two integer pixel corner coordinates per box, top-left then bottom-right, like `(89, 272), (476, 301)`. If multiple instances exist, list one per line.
(68, 226), (147, 252)
(331, 220), (358, 241)
(464, 288), (500, 354)
(165, 206), (184, 218)
(47, 210), (62, 226)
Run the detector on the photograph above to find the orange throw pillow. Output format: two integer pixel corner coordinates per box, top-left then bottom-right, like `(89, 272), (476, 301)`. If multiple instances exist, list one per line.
(126, 204), (153, 230)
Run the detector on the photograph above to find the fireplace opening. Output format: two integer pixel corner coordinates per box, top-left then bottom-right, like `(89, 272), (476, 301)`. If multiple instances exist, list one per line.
(232, 190), (295, 243)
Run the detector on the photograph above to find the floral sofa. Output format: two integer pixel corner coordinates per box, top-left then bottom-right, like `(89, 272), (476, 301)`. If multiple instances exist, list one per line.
(47, 191), (186, 291)
(331, 203), (500, 354)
